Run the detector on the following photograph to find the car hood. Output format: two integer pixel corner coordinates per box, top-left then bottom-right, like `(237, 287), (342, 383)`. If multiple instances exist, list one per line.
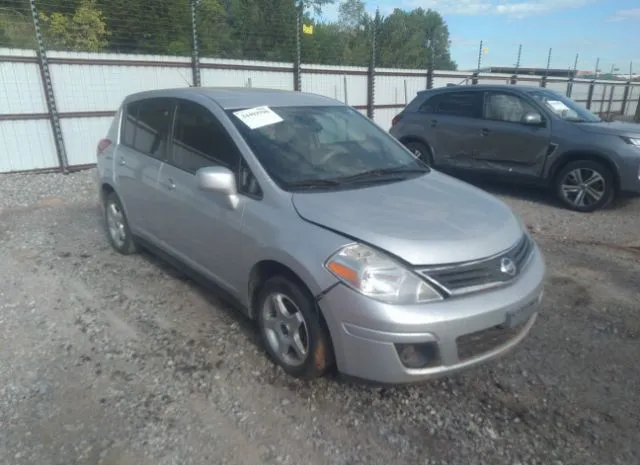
(291, 171), (524, 266)
(576, 120), (640, 137)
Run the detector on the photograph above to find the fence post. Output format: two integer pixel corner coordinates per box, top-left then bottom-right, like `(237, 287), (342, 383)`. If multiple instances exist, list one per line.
(293, 3), (302, 91)
(606, 85), (614, 120)
(190, 0), (201, 87)
(471, 72), (479, 85)
(585, 80), (595, 110)
(566, 75), (574, 98)
(621, 81), (631, 116)
(29, 0), (68, 173)
(366, 21), (376, 119)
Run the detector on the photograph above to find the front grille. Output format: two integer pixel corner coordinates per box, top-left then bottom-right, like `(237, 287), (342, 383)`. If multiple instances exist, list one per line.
(417, 234), (533, 296)
(456, 318), (529, 361)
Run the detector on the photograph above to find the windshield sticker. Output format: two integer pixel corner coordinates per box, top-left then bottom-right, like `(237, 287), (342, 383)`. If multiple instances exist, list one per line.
(546, 100), (570, 112)
(233, 106), (283, 129)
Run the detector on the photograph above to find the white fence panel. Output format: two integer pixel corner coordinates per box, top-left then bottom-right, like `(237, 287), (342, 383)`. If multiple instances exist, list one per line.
(2, 48), (640, 174)
(0, 49), (47, 114)
(201, 58), (293, 90)
(48, 51), (193, 113)
(60, 117), (113, 166)
(0, 120), (58, 172)
(301, 64), (368, 106)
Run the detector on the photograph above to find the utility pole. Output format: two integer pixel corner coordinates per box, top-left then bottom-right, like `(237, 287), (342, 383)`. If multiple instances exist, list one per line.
(595, 57), (600, 78)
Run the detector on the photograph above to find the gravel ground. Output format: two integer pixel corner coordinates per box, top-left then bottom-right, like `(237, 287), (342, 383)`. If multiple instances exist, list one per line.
(1, 168), (639, 465)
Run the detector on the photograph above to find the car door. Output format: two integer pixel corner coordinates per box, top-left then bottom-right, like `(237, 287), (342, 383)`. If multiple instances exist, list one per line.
(475, 90), (552, 177)
(416, 90), (485, 169)
(115, 97), (172, 240)
(154, 98), (258, 294)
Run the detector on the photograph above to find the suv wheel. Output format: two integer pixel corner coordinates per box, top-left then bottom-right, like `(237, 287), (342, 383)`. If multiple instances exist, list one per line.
(104, 192), (138, 254)
(404, 140), (433, 166)
(554, 160), (615, 212)
(256, 276), (334, 379)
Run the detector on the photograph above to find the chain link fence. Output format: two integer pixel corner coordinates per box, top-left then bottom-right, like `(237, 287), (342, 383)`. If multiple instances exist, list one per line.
(1, 0), (639, 173)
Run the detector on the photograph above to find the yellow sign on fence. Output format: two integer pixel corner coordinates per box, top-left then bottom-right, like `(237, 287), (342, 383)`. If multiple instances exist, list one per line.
(302, 24), (314, 35)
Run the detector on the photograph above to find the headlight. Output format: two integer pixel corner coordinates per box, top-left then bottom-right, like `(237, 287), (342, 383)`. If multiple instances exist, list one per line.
(621, 136), (640, 147)
(324, 243), (443, 305)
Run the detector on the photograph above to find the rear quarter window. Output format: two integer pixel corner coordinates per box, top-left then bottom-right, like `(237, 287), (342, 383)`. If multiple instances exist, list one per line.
(121, 98), (173, 160)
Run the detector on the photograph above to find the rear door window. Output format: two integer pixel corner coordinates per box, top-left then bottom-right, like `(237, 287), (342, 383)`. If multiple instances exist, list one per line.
(121, 98), (173, 160)
(419, 91), (482, 119)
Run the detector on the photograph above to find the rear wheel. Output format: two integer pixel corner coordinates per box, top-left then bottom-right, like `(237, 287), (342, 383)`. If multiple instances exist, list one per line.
(554, 160), (615, 212)
(256, 275), (333, 379)
(403, 140), (433, 166)
(104, 192), (138, 254)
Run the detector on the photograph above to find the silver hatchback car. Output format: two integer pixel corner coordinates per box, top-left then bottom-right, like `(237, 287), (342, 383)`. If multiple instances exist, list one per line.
(96, 87), (546, 384)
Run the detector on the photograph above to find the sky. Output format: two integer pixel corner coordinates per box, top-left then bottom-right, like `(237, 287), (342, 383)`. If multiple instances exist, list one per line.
(315, 0), (640, 73)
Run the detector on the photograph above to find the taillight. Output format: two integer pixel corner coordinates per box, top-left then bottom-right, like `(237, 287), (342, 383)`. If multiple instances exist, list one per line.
(97, 138), (112, 157)
(391, 113), (403, 127)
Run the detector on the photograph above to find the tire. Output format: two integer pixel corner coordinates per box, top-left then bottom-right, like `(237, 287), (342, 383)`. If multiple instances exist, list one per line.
(554, 160), (615, 212)
(403, 140), (433, 166)
(256, 275), (334, 379)
(104, 191), (138, 254)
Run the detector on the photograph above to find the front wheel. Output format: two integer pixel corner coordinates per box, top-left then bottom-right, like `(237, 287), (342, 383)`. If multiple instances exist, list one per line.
(554, 160), (615, 212)
(256, 276), (334, 379)
(403, 140), (433, 166)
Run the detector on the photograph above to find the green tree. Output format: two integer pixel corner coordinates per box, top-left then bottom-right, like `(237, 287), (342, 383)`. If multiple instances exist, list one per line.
(40, 0), (109, 51)
(377, 8), (456, 70)
(0, 7), (36, 48)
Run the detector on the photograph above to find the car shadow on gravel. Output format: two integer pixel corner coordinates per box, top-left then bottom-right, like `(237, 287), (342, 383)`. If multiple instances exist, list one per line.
(135, 245), (264, 349)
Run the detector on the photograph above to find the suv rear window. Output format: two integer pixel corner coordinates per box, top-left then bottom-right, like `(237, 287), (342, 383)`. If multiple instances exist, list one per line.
(419, 91), (482, 118)
(122, 98), (173, 160)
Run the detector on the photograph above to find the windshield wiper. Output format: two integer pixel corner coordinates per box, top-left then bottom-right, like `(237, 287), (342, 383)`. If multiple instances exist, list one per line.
(336, 167), (428, 184)
(287, 179), (343, 190)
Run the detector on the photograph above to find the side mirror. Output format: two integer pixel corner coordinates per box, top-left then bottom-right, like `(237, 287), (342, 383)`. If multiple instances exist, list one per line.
(196, 166), (239, 209)
(523, 112), (543, 125)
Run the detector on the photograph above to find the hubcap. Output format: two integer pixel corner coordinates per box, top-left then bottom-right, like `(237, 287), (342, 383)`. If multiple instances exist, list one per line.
(261, 293), (309, 367)
(560, 168), (605, 208)
(106, 201), (127, 247)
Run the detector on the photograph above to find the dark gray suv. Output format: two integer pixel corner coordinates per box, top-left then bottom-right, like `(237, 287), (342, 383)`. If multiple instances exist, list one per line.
(390, 85), (640, 212)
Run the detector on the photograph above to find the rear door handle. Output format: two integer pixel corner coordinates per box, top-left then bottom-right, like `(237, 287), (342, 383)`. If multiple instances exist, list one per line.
(481, 128), (491, 136)
(118, 158), (126, 166)
(165, 178), (175, 190)
(430, 119), (438, 127)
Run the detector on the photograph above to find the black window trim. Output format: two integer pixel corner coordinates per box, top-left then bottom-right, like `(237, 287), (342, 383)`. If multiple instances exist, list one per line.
(165, 98), (264, 200)
(481, 89), (548, 126)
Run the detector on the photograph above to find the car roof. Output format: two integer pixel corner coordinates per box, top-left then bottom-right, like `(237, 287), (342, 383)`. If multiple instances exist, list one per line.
(123, 87), (344, 110)
(418, 84), (551, 95)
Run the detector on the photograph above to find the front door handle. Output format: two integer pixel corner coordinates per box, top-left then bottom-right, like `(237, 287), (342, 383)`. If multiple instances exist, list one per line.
(481, 128), (491, 136)
(165, 178), (175, 190)
(430, 119), (438, 128)
(118, 158), (126, 166)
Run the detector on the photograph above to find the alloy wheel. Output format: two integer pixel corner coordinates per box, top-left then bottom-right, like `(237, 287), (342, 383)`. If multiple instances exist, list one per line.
(261, 292), (309, 368)
(560, 168), (606, 209)
(106, 200), (127, 248)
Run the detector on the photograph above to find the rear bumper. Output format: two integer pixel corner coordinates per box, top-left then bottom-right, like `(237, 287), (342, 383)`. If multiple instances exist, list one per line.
(318, 244), (546, 384)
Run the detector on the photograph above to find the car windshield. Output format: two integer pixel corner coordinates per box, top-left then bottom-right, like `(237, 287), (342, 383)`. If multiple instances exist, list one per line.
(526, 89), (601, 122)
(226, 105), (428, 191)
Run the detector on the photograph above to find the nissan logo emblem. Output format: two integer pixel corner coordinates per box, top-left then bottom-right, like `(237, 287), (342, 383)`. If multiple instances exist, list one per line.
(500, 257), (517, 277)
